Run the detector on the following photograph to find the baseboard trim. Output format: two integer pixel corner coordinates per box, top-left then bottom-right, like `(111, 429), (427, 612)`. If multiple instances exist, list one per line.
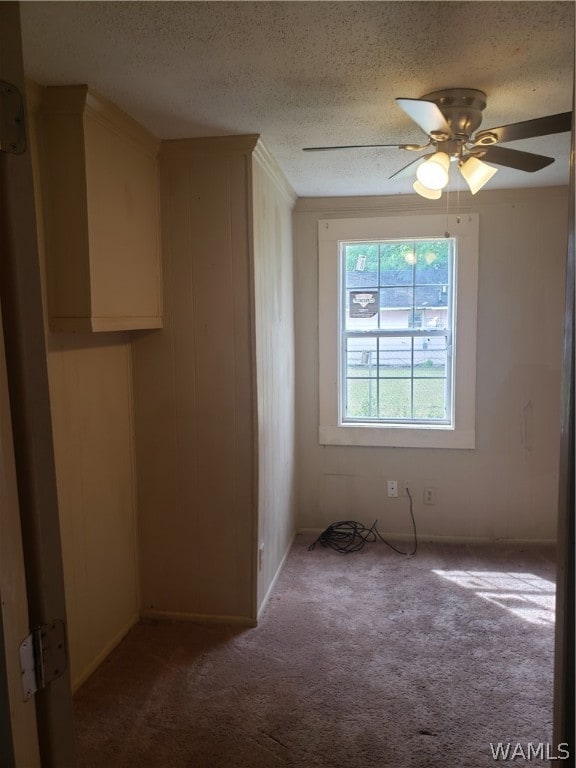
(140, 609), (257, 628)
(72, 612), (139, 693)
(257, 532), (296, 621)
(415, 535), (557, 545)
(297, 528), (556, 545)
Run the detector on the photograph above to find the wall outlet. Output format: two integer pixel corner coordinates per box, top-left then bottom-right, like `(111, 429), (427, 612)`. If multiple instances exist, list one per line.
(387, 480), (398, 498)
(423, 487), (436, 505)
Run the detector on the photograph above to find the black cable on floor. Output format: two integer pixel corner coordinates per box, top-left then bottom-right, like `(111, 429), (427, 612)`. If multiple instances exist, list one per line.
(308, 487), (417, 556)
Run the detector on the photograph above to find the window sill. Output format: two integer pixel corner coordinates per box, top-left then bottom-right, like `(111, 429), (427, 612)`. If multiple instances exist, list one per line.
(319, 424), (475, 449)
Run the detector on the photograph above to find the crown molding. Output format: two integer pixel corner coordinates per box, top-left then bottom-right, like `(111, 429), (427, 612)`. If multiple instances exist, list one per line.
(37, 84), (159, 155)
(252, 138), (297, 207)
(161, 134), (260, 158)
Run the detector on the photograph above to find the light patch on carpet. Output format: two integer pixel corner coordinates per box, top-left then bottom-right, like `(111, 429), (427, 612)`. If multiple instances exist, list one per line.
(432, 570), (556, 625)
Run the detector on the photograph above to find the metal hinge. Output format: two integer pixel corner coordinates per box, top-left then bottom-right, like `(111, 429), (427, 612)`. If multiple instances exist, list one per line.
(0, 80), (26, 154)
(19, 620), (68, 701)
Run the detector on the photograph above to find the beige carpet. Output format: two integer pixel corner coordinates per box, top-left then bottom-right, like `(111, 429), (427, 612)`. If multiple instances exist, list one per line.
(74, 535), (556, 767)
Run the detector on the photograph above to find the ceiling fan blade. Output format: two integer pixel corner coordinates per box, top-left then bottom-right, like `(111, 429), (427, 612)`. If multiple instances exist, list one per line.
(395, 98), (451, 137)
(475, 112), (572, 144)
(473, 145), (555, 172)
(389, 154), (432, 180)
(303, 143), (404, 152)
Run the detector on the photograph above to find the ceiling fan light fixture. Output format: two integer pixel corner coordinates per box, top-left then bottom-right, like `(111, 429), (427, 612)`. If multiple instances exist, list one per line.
(460, 155), (498, 194)
(413, 179), (442, 200)
(416, 151), (450, 190)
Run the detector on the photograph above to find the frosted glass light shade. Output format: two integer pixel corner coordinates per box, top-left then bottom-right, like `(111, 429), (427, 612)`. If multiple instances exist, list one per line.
(413, 180), (442, 199)
(416, 152), (450, 190)
(460, 155), (498, 194)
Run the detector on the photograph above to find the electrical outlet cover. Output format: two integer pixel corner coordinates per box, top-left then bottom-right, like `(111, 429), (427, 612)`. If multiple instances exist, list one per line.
(423, 487), (436, 505)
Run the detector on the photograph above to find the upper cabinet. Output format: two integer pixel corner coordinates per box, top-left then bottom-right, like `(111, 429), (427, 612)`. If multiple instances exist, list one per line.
(37, 85), (162, 332)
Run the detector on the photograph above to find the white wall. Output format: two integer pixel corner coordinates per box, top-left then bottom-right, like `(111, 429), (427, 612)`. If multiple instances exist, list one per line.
(251, 146), (297, 611)
(294, 187), (568, 542)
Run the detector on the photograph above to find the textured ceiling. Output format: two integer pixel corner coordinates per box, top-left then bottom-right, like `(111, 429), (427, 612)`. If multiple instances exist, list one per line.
(21, 1), (574, 197)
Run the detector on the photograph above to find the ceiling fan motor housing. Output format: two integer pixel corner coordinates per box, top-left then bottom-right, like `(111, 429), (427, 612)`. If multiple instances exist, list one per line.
(304, 86), (568, 182)
(423, 88), (487, 140)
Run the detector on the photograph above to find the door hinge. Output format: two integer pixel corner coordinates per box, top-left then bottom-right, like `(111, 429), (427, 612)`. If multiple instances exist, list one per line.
(0, 80), (26, 154)
(19, 620), (68, 701)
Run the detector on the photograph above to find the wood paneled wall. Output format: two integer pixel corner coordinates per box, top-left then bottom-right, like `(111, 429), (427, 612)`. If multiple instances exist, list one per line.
(251, 146), (297, 611)
(27, 83), (140, 689)
(133, 137), (259, 622)
(28, 66), (297, 699)
(44, 336), (139, 688)
(132, 136), (296, 621)
(30, 83), (298, 676)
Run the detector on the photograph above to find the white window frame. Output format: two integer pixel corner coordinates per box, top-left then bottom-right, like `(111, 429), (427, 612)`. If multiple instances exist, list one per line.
(318, 213), (479, 449)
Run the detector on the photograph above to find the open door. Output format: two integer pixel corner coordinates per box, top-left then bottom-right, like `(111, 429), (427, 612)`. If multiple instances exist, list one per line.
(553, 64), (575, 763)
(0, 3), (74, 765)
(0, 302), (40, 768)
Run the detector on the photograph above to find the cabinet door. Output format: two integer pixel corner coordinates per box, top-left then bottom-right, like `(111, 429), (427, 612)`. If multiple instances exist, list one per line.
(84, 107), (162, 328)
(37, 85), (163, 332)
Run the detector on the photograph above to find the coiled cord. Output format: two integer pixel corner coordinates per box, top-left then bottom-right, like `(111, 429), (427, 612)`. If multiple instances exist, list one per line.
(308, 488), (417, 556)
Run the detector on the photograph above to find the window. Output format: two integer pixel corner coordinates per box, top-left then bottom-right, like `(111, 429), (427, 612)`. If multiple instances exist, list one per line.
(343, 237), (453, 424)
(318, 214), (479, 449)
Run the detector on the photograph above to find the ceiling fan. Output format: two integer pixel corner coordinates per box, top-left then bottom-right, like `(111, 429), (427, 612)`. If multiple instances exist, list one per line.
(303, 88), (572, 198)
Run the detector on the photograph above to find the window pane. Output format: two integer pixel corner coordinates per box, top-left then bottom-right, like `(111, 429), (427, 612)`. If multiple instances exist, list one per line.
(344, 243), (379, 288)
(413, 337), (448, 377)
(338, 232), (458, 429)
(345, 289), (379, 330)
(408, 310), (423, 329)
(414, 284), (448, 307)
(379, 287), (413, 330)
(346, 338), (377, 377)
(346, 379), (377, 419)
(414, 286), (449, 329)
(379, 378), (411, 419)
(379, 337), (412, 377)
(380, 241), (414, 286)
(413, 379), (447, 420)
(415, 240), (451, 284)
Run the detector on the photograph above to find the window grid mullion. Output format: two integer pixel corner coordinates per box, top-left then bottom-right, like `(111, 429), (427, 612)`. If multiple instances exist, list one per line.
(376, 243), (381, 417)
(410, 242), (416, 418)
(410, 336), (414, 420)
(341, 245), (347, 422)
(344, 329), (448, 338)
(375, 338), (380, 418)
